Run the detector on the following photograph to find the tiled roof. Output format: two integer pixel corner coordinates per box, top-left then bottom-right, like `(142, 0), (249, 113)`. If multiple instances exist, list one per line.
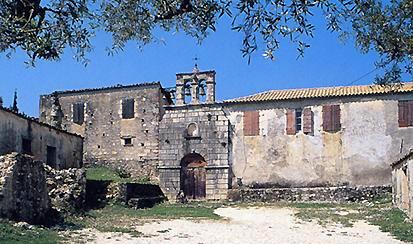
(226, 82), (413, 103)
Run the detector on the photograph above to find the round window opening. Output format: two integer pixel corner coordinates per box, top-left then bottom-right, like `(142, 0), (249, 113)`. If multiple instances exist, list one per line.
(187, 123), (198, 137)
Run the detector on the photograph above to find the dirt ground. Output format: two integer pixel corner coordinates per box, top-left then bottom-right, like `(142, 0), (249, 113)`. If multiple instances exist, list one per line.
(68, 207), (405, 244)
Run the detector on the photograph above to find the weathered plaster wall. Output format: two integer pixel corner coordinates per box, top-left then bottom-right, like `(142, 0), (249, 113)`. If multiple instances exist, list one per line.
(0, 108), (83, 169)
(392, 152), (413, 219)
(226, 94), (413, 188)
(158, 104), (230, 200)
(39, 84), (167, 178)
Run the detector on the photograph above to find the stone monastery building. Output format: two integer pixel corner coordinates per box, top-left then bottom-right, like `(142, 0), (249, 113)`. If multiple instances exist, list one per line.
(39, 68), (413, 200)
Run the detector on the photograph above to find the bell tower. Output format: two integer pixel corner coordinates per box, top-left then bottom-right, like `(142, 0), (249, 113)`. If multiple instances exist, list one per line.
(175, 66), (216, 106)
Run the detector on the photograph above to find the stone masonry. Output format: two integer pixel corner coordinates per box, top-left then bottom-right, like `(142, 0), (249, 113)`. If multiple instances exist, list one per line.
(40, 83), (172, 179)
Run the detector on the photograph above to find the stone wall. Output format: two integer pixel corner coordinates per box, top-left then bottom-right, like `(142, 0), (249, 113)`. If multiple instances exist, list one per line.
(0, 107), (83, 169)
(392, 151), (413, 219)
(0, 153), (52, 224)
(159, 104), (230, 200)
(228, 185), (391, 203)
(45, 165), (86, 214)
(40, 83), (171, 179)
(225, 94), (413, 188)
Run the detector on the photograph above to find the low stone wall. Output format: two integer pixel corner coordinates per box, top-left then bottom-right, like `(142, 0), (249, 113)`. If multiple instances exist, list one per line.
(45, 165), (86, 214)
(228, 185), (391, 203)
(0, 153), (52, 224)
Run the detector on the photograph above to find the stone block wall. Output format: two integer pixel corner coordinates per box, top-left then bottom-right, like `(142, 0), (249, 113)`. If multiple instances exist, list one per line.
(159, 104), (230, 200)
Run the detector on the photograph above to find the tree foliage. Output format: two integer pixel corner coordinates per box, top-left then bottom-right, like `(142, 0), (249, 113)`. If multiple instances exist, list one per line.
(0, 0), (412, 82)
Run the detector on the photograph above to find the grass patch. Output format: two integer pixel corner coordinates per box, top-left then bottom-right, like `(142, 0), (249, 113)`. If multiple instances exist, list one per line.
(66, 202), (222, 235)
(290, 194), (413, 242)
(85, 166), (150, 183)
(0, 220), (60, 244)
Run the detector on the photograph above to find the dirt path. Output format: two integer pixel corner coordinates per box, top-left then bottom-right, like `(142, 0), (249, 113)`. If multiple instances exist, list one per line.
(70, 207), (405, 244)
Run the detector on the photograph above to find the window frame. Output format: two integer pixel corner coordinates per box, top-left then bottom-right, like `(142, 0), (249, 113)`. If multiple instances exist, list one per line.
(73, 102), (85, 125)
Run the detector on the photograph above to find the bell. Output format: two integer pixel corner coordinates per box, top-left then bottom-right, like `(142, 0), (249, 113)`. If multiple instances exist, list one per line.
(199, 85), (206, 96)
(185, 86), (191, 96)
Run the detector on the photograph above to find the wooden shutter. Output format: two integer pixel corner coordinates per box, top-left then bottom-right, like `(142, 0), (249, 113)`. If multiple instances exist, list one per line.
(122, 99), (135, 119)
(244, 111), (259, 136)
(332, 105), (341, 131)
(399, 101), (413, 127)
(323, 105), (332, 131)
(302, 108), (313, 134)
(286, 109), (296, 135)
(323, 105), (341, 132)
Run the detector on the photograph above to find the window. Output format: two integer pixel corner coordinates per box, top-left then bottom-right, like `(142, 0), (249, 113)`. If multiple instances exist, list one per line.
(295, 109), (302, 132)
(323, 104), (341, 132)
(243, 111), (259, 136)
(286, 108), (313, 135)
(22, 138), (32, 155)
(122, 137), (133, 146)
(73, 103), (84, 125)
(122, 98), (135, 119)
(187, 123), (199, 137)
(47, 146), (57, 168)
(398, 101), (413, 127)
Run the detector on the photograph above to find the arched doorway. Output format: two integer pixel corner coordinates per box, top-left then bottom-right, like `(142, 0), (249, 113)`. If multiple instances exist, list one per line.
(181, 153), (207, 199)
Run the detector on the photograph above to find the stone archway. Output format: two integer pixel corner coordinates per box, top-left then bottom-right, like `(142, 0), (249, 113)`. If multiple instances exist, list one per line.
(180, 153), (207, 199)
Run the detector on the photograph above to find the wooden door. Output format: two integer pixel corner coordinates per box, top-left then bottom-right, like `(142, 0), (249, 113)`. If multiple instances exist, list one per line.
(182, 166), (206, 199)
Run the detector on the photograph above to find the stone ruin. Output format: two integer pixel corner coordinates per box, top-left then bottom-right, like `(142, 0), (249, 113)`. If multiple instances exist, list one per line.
(0, 153), (86, 225)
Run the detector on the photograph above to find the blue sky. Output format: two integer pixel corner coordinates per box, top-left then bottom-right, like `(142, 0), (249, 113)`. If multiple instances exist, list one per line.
(0, 16), (380, 117)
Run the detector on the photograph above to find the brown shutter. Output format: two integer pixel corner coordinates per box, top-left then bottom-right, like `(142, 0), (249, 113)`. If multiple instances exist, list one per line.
(408, 101), (413, 126)
(323, 105), (332, 131)
(323, 105), (341, 132)
(244, 111), (259, 136)
(286, 109), (296, 135)
(332, 105), (341, 131)
(399, 101), (408, 127)
(302, 108), (313, 134)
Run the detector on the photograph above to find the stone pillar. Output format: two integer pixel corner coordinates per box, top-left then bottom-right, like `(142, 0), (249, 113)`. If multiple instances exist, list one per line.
(206, 72), (216, 104)
(191, 77), (199, 105)
(175, 75), (185, 105)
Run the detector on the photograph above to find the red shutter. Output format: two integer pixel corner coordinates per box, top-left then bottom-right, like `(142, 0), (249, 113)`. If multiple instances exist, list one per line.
(244, 111), (259, 136)
(286, 109), (296, 135)
(399, 101), (408, 127)
(303, 108), (313, 134)
(323, 105), (332, 131)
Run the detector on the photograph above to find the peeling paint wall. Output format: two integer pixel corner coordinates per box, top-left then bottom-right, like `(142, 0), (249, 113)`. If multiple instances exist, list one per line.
(226, 94), (413, 187)
(0, 109), (83, 169)
(39, 84), (167, 178)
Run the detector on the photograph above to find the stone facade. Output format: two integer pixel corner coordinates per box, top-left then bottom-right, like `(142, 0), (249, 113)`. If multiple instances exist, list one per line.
(37, 69), (413, 201)
(40, 83), (171, 179)
(392, 150), (413, 219)
(158, 104), (230, 200)
(0, 107), (83, 169)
